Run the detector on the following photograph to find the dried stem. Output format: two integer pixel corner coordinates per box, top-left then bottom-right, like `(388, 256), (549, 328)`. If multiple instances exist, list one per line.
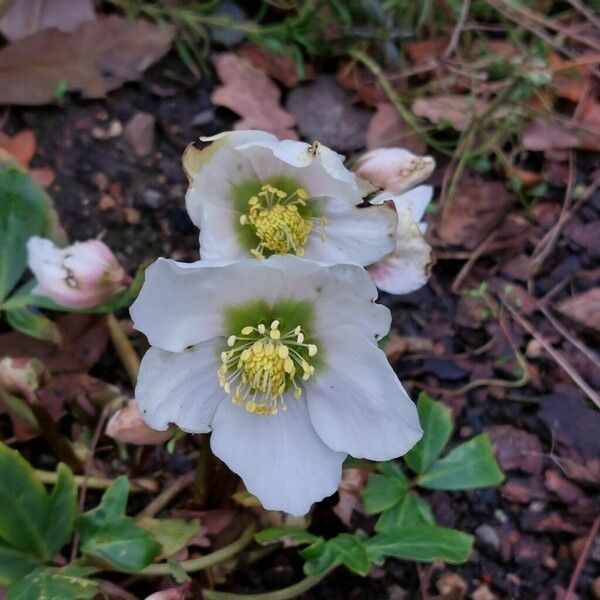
(137, 470), (195, 518)
(36, 469), (158, 492)
(106, 313), (140, 386)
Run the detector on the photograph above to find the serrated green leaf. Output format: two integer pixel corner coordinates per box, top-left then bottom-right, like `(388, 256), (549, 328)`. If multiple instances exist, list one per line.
(5, 306), (61, 343)
(0, 167), (48, 302)
(44, 463), (77, 556)
(328, 534), (370, 576)
(255, 526), (319, 547)
(7, 566), (99, 600)
(404, 393), (453, 474)
(300, 539), (339, 576)
(375, 492), (435, 532)
(362, 473), (408, 514)
(137, 517), (201, 557)
(0, 443), (50, 559)
(365, 525), (473, 564)
(0, 544), (43, 585)
(418, 434), (505, 490)
(77, 476), (160, 571)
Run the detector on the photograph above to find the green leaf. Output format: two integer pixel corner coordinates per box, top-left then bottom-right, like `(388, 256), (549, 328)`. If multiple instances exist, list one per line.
(366, 525), (473, 564)
(404, 393), (453, 474)
(376, 460), (409, 481)
(0, 443), (50, 559)
(137, 517), (201, 557)
(7, 566), (99, 600)
(0, 544), (43, 585)
(327, 534), (370, 576)
(0, 167), (49, 302)
(375, 492), (435, 532)
(418, 434), (505, 490)
(255, 526), (319, 547)
(362, 473), (408, 514)
(77, 476), (160, 571)
(300, 539), (339, 576)
(5, 306), (61, 343)
(44, 464), (77, 556)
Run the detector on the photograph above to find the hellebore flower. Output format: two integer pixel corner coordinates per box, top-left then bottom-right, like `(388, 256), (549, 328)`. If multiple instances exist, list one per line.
(183, 130), (397, 266)
(353, 148), (435, 295)
(106, 400), (173, 445)
(131, 255), (422, 516)
(27, 237), (128, 309)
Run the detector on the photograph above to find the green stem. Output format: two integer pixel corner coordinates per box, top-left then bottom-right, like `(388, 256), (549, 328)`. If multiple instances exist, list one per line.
(106, 313), (140, 386)
(203, 565), (337, 600)
(35, 469), (158, 493)
(138, 522), (257, 576)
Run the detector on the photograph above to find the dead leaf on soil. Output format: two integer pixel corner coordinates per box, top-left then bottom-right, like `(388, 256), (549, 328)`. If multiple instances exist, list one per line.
(240, 43), (312, 87)
(286, 75), (370, 151)
(412, 95), (490, 131)
(0, 15), (175, 105)
(555, 288), (600, 332)
(366, 102), (426, 154)
(435, 176), (514, 249)
(0, 128), (55, 187)
(211, 53), (297, 139)
(487, 425), (544, 474)
(522, 120), (580, 151)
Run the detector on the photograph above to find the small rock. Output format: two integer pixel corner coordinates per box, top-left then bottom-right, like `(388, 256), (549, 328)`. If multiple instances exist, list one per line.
(192, 108), (215, 126)
(124, 207), (141, 225)
(514, 536), (543, 566)
(91, 172), (109, 191)
(91, 119), (122, 140)
(387, 584), (408, 600)
(124, 112), (155, 158)
(142, 189), (163, 209)
(475, 524), (501, 552)
(98, 194), (116, 211)
(436, 572), (467, 599)
(472, 584), (499, 600)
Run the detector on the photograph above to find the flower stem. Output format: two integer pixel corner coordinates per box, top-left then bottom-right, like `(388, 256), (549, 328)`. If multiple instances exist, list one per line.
(193, 434), (213, 505)
(106, 313), (140, 386)
(35, 468), (158, 493)
(202, 566), (337, 600)
(137, 521), (257, 576)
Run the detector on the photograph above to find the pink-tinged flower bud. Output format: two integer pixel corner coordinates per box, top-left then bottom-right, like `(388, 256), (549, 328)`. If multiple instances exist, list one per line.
(353, 148), (435, 196)
(106, 400), (173, 445)
(144, 584), (190, 600)
(0, 357), (49, 396)
(27, 237), (128, 309)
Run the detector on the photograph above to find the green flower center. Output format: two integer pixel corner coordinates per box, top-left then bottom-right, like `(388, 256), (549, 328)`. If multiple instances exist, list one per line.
(238, 184), (328, 259)
(218, 318), (318, 416)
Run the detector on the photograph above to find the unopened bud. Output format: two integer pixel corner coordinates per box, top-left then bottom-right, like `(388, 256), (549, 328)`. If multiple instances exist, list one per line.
(106, 400), (172, 445)
(0, 357), (49, 396)
(354, 148), (435, 196)
(27, 236), (128, 309)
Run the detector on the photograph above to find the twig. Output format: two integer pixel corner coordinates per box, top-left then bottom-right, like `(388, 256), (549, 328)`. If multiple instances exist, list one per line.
(442, 0), (470, 58)
(36, 469), (159, 492)
(566, 0), (600, 30)
(499, 296), (600, 409)
(452, 231), (498, 293)
(565, 515), (600, 599)
(106, 313), (140, 387)
(137, 471), (195, 518)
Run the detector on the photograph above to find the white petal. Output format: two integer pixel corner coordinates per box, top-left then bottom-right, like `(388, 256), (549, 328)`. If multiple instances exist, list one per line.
(304, 199), (397, 266)
(130, 258), (284, 352)
(197, 201), (247, 261)
(307, 325), (422, 460)
(136, 340), (224, 433)
(210, 395), (345, 516)
(388, 185), (433, 223)
(369, 204), (432, 295)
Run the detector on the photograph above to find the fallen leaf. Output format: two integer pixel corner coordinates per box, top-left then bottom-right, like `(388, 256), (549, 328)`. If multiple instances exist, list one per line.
(522, 120), (580, 151)
(544, 470), (584, 504)
(211, 53), (297, 139)
(286, 75), (370, 151)
(0, 15), (175, 105)
(0, 0), (95, 41)
(412, 95), (490, 131)
(240, 43), (312, 87)
(436, 176), (514, 249)
(555, 288), (600, 332)
(0, 128), (55, 187)
(405, 38), (447, 65)
(487, 425), (543, 474)
(366, 102), (426, 154)
(564, 220), (600, 258)
(336, 60), (387, 107)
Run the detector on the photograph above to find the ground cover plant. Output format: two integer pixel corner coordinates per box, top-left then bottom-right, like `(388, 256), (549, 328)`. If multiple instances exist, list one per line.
(0, 1), (599, 599)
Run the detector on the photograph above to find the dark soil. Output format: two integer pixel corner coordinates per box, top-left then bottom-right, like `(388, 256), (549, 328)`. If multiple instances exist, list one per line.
(3, 51), (599, 600)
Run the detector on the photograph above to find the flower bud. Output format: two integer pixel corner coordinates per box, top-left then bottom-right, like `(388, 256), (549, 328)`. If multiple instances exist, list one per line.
(353, 148), (435, 196)
(106, 400), (173, 445)
(0, 357), (49, 396)
(144, 584), (190, 600)
(27, 237), (128, 309)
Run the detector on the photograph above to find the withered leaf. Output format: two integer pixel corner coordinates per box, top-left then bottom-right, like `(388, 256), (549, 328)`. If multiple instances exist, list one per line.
(211, 53), (297, 139)
(0, 15), (175, 105)
(366, 102), (426, 154)
(412, 95), (490, 131)
(555, 288), (600, 332)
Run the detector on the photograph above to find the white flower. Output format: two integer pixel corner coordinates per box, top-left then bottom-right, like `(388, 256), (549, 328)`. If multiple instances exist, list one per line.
(130, 255), (422, 516)
(368, 186), (433, 295)
(183, 130), (397, 266)
(27, 237), (127, 308)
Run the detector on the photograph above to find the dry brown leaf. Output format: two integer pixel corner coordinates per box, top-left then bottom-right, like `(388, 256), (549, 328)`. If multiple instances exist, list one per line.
(0, 0), (95, 41)
(239, 43), (312, 87)
(436, 176), (514, 249)
(366, 102), (426, 154)
(0, 128), (55, 187)
(412, 95), (490, 131)
(522, 120), (580, 151)
(211, 53), (297, 139)
(0, 15), (175, 105)
(555, 288), (600, 332)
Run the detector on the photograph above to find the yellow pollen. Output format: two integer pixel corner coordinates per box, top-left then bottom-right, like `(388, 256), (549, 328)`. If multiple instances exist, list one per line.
(218, 320), (319, 416)
(239, 184), (326, 259)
